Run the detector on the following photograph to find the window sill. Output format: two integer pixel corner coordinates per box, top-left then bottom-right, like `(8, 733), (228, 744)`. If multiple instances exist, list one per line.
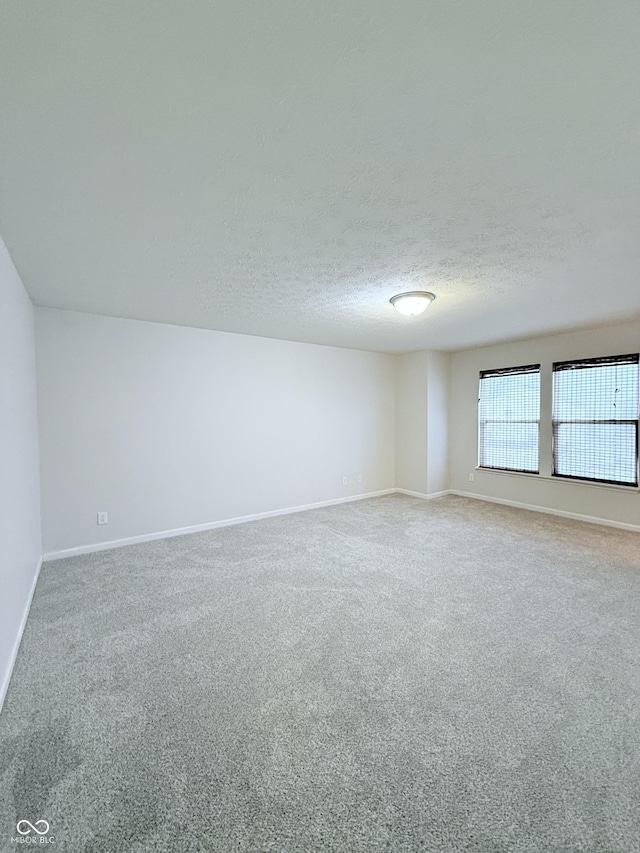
(475, 467), (639, 494)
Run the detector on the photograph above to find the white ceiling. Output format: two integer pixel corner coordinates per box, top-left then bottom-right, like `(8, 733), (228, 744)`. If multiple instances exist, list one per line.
(1, 1), (640, 353)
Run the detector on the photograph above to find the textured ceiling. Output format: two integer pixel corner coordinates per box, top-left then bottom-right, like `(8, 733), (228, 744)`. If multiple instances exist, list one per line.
(2, 1), (640, 353)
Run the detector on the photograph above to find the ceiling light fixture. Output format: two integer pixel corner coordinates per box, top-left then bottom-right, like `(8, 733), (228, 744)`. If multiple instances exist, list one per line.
(389, 291), (435, 317)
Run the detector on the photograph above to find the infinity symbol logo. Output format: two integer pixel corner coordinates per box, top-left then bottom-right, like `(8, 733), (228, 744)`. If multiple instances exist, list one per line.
(16, 820), (50, 835)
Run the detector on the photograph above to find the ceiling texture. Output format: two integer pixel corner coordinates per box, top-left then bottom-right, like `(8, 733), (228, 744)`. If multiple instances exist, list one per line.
(1, 0), (640, 353)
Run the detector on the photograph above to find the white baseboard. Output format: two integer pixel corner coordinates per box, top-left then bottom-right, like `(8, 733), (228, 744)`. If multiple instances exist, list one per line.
(0, 556), (43, 715)
(395, 488), (452, 500)
(450, 489), (640, 533)
(43, 489), (397, 562)
(42, 484), (639, 564)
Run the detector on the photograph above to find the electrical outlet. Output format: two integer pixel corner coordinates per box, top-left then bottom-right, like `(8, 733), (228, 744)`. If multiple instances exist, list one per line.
(357, 473), (363, 485)
(342, 476), (348, 486)
(468, 473), (475, 482)
(97, 511), (108, 525)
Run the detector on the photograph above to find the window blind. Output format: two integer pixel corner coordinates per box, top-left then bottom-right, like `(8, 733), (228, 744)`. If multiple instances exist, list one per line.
(552, 353), (639, 486)
(478, 364), (541, 473)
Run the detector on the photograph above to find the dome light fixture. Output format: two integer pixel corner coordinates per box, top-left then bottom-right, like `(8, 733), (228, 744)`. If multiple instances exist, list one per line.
(389, 291), (435, 317)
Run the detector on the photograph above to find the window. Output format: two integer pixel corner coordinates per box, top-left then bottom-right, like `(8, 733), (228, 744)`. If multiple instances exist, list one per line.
(478, 364), (541, 473)
(552, 354), (639, 486)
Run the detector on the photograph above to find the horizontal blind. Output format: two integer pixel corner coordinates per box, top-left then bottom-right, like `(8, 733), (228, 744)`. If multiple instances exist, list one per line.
(478, 364), (540, 473)
(552, 353), (639, 486)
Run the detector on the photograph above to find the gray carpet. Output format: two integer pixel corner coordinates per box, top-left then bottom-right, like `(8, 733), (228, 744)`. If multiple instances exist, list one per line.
(1, 494), (639, 852)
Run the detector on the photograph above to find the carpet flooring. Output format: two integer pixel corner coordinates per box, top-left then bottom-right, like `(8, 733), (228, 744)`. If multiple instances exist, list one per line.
(1, 494), (639, 852)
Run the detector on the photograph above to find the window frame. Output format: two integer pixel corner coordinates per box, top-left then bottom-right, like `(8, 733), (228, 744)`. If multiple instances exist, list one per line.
(551, 353), (640, 488)
(477, 363), (541, 475)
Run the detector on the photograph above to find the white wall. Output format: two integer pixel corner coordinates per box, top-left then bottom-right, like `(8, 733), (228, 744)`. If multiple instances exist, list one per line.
(36, 309), (396, 555)
(0, 239), (42, 710)
(450, 321), (640, 528)
(395, 350), (450, 496)
(395, 352), (428, 494)
(426, 351), (450, 495)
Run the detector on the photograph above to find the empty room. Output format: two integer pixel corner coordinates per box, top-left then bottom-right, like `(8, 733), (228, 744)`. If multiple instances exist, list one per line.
(1, 1), (639, 851)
